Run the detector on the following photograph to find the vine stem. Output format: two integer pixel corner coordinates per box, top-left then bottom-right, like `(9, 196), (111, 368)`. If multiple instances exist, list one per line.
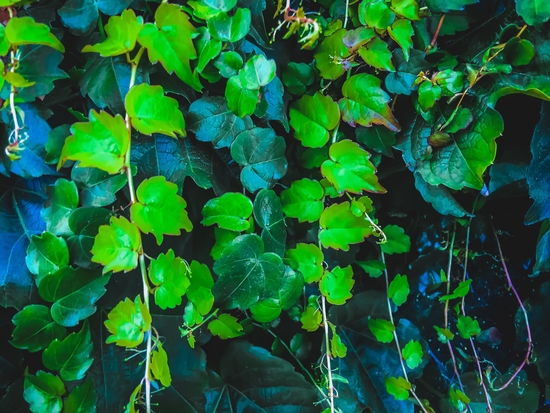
(321, 295), (335, 413)
(490, 222), (533, 392)
(425, 14), (445, 53)
(6, 6), (23, 156)
(123, 46), (152, 413)
(380, 252), (429, 413)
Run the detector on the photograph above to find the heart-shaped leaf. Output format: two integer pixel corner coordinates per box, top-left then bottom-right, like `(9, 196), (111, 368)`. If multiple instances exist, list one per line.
(319, 201), (373, 250)
(148, 249), (190, 310)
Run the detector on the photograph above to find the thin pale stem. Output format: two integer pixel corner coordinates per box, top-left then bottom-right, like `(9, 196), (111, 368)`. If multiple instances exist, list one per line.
(491, 222), (533, 392)
(343, 0), (349, 28)
(321, 295), (335, 413)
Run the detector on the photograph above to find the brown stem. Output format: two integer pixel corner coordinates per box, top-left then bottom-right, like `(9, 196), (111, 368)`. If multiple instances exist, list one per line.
(425, 14), (446, 53)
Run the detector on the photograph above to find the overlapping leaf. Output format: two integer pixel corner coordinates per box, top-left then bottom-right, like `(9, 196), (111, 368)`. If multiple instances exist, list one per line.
(148, 249), (190, 310)
(319, 202), (373, 250)
(280, 178), (324, 223)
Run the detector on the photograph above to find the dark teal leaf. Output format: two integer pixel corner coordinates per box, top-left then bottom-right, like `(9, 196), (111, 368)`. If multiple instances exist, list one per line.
(356, 125), (396, 157)
(41, 178), (79, 236)
(414, 173), (470, 218)
(45, 125), (71, 165)
(58, 0), (133, 35)
(259, 76), (289, 132)
(71, 165), (129, 207)
(25, 232), (69, 286)
(253, 189), (286, 257)
(63, 378), (96, 413)
(385, 49), (430, 95)
(23, 371), (65, 413)
(426, 0), (477, 13)
(282, 62), (315, 95)
(11, 304), (66, 352)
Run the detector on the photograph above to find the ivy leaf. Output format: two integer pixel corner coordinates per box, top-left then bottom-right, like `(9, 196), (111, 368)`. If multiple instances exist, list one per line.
(212, 234), (284, 309)
(225, 75), (259, 118)
(42, 321), (93, 381)
(282, 62), (315, 95)
(384, 376), (411, 401)
(314, 29), (350, 80)
(301, 302), (322, 332)
(356, 259), (385, 278)
(125, 84), (185, 137)
(58, 110), (129, 174)
(280, 178), (324, 223)
(63, 378), (96, 413)
(208, 313), (244, 339)
(125, 383), (141, 413)
(71, 165), (129, 207)
(381, 225), (411, 254)
(516, 0), (550, 26)
(368, 317), (395, 343)
(278, 266), (304, 309)
(320, 265), (354, 305)
(285, 243), (324, 283)
(239, 54), (276, 90)
(58, 0), (132, 35)
(434, 325), (455, 343)
(321, 139), (386, 194)
(250, 298), (282, 322)
(385, 49), (430, 95)
(151, 342), (172, 387)
(253, 189), (286, 257)
(414, 173), (470, 218)
(187, 97), (253, 149)
(439, 279), (472, 301)
(391, 0), (420, 20)
(359, 0), (396, 29)
(388, 274), (410, 306)
(456, 315), (481, 339)
(130, 176), (192, 245)
(358, 37), (395, 72)
(339, 74), (401, 131)
(259, 76), (289, 132)
(319, 202), (373, 250)
(91, 216), (141, 273)
(201, 192), (253, 231)
(388, 19), (414, 61)
(425, 0), (477, 12)
(289, 92), (340, 148)
(402, 339), (423, 369)
(196, 27), (222, 73)
(149, 249), (190, 310)
(38, 267), (110, 327)
(207, 8), (251, 42)
(25, 232), (69, 286)
(214, 51), (244, 78)
(23, 371), (65, 413)
(211, 227), (239, 260)
(231, 127), (288, 192)
(41, 178), (79, 236)
(330, 327), (348, 358)
(104, 296), (152, 348)
(11, 305), (66, 352)
(418, 81), (442, 111)
(138, 3), (200, 91)
(187, 260), (215, 315)
(5, 17), (64, 52)
(356, 124), (396, 157)
(81, 9), (143, 57)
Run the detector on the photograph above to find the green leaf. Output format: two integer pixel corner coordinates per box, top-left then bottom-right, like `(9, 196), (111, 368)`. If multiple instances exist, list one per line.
(125, 84), (185, 137)
(214, 51), (244, 78)
(149, 249), (190, 310)
(202, 0), (238, 12)
(339, 74), (401, 131)
(58, 110), (129, 174)
(138, 3), (201, 91)
(212, 234), (284, 309)
(239, 54), (276, 90)
(187, 96), (253, 149)
(39, 267), (110, 327)
(449, 388), (471, 410)
(319, 202), (373, 250)
(82, 9), (143, 57)
(321, 140), (387, 194)
(356, 124), (396, 157)
(225, 75), (259, 118)
(359, 0), (396, 29)
(130, 176), (192, 245)
(385, 48), (430, 95)
(91, 216), (141, 273)
(384, 376), (411, 401)
(71, 165), (130, 208)
(368, 317), (395, 343)
(503, 37), (535, 66)
(231, 127), (288, 192)
(434, 325), (455, 343)
(211, 227), (239, 260)
(201, 192), (253, 231)
(314, 29), (350, 80)
(282, 62), (315, 95)
(42, 321), (93, 381)
(187, 260), (215, 315)
(388, 19), (414, 61)
(330, 329), (347, 358)
(63, 378), (96, 413)
(426, 0), (477, 12)
(516, 0), (550, 26)
(11, 305), (66, 352)
(439, 279), (472, 301)
(320, 265), (354, 305)
(444, 107), (473, 133)
(357, 259), (386, 278)
(208, 313), (244, 339)
(151, 342), (172, 387)
(23, 371), (65, 413)
(285, 243), (324, 283)
(456, 315), (481, 339)
(402, 339), (423, 369)
(301, 302), (322, 332)
(280, 178), (324, 223)
(381, 225), (411, 254)
(358, 37), (395, 72)
(25, 232), (69, 286)
(58, 0), (132, 35)
(104, 296), (152, 348)
(418, 81), (442, 111)
(196, 27), (222, 73)
(289, 92), (340, 148)
(207, 8), (251, 42)
(388, 274), (410, 306)
(414, 173), (470, 218)
(278, 266), (304, 310)
(41, 178), (79, 236)
(391, 0), (420, 19)
(250, 298), (282, 322)
(5, 17), (64, 52)
(125, 383), (141, 413)
(253, 189), (286, 256)
(433, 69), (464, 95)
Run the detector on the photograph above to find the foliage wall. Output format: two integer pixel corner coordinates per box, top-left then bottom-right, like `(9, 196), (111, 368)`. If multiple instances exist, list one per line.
(1, 0), (550, 412)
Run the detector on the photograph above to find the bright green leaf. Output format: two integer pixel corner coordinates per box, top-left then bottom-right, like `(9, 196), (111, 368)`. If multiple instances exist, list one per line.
(11, 305), (66, 352)
(457, 315), (481, 339)
(388, 274), (410, 306)
(314, 29), (350, 80)
(91, 216), (141, 273)
(207, 8), (251, 42)
(388, 19), (414, 61)
(187, 260), (215, 315)
(418, 81), (442, 111)
(368, 317), (395, 343)
(320, 265), (354, 305)
(516, 0), (550, 26)
(319, 202), (373, 250)
(151, 342), (172, 387)
(225, 75), (259, 118)
(196, 27), (222, 73)
(402, 339), (423, 369)
(6, 17), (64, 52)
(23, 371), (65, 413)
(357, 259), (386, 278)
(285, 243), (324, 283)
(149, 249), (190, 310)
(282, 62), (315, 95)
(280, 178), (324, 223)
(359, 0), (396, 29)
(25, 232), (69, 286)
(63, 378), (96, 413)
(104, 296), (152, 348)
(434, 325), (455, 343)
(211, 227), (239, 260)
(391, 0), (420, 19)
(239, 54), (276, 90)
(214, 51), (244, 78)
(208, 313), (244, 339)
(384, 376), (411, 401)
(449, 388), (471, 410)
(381, 225), (411, 254)
(301, 302), (322, 332)
(439, 279), (472, 301)
(201, 192), (253, 231)
(125, 383), (141, 413)
(250, 298), (282, 322)
(358, 37), (395, 72)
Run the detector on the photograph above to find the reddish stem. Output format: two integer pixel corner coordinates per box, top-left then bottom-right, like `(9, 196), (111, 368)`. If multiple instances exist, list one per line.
(425, 14), (446, 52)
